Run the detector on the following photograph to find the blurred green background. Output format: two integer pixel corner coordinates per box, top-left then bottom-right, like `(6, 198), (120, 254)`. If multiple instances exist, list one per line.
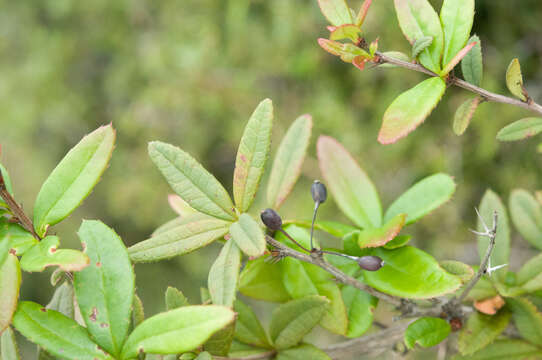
(1, 0), (541, 357)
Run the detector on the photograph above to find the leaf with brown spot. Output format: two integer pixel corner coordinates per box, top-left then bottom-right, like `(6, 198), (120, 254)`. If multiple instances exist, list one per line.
(474, 295), (505, 315)
(19, 236), (89, 273)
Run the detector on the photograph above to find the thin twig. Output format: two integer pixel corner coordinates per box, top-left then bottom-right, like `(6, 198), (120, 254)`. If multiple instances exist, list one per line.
(0, 172), (41, 240)
(266, 235), (402, 306)
(375, 51), (542, 116)
(277, 228), (311, 253)
(456, 210), (498, 303)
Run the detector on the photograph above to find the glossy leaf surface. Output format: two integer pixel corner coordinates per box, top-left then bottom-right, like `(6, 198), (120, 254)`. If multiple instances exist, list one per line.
(121, 305), (235, 359)
(239, 256), (291, 303)
(404, 317), (450, 349)
(363, 246), (462, 299)
(318, 0), (353, 26)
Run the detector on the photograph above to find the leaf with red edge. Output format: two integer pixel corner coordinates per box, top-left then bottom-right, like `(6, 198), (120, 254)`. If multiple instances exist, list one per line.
(318, 0), (353, 26)
(356, 0), (373, 27)
(317, 136), (382, 229)
(378, 77), (446, 144)
(318, 39), (370, 63)
(357, 214), (406, 249)
(0, 254), (21, 333)
(441, 42), (476, 76)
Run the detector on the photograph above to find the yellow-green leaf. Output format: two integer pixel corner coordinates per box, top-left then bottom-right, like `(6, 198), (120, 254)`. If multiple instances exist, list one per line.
(120, 305), (235, 359)
(317, 0), (353, 26)
(267, 115), (312, 209)
(440, 0), (474, 67)
(239, 256), (291, 303)
(394, 0), (444, 73)
(505, 58), (527, 101)
(33, 124), (115, 237)
(452, 339), (542, 360)
(453, 96), (482, 135)
(233, 99), (273, 212)
(458, 310), (511, 355)
(208, 238), (241, 307)
(378, 77), (446, 144)
(509, 189), (542, 249)
(496, 117), (542, 142)
(507, 297), (542, 346)
(404, 317), (450, 349)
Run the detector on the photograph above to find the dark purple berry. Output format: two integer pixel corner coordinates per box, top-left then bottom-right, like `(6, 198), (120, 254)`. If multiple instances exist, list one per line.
(260, 208), (282, 231)
(358, 256), (384, 271)
(311, 180), (327, 204)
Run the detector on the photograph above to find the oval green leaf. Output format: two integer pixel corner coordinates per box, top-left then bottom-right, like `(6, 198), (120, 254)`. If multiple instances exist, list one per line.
(317, 136), (382, 228)
(13, 301), (114, 359)
(505, 58), (527, 101)
(404, 317), (451, 349)
(453, 96), (482, 136)
(357, 214), (406, 248)
(461, 35), (483, 86)
(342, 278), (378, 338)
(73, 220), (135, 357)
(412, 36), (433, 59)
(0, 255), (21, 333)
(129, 214), (230, 262)
(517, 253), (542, 292)
(507, 297), (542, 346)
(317, 0), (353, 26)
(233, 99), (273, 212)
(440, 260), (474, 283)
(229, 214), (265, 257)
(440, 0), (474, 67)
(208, 238), (241, 307)
(269, 295), (329, 350)
(239, 256), (291, 303)
(496, 117), (542, 142)
(509, 189), (542, 249)
(394, 0), (443, 73)
(363, 246), (462, 299)
(267, 115), (312, 209)
(148, 141), (236, 221)
(33, 124), (115, 237)
(329, 24), (361, 43)
(20, 236), (89, 273)
(385, 173), (456, 225)
(458, 310), (510, 355)
(233, 300), (271, 349)
(120, 305), (235, 359)
(378, 77), (446, 144)
(477, 190), (510, 282)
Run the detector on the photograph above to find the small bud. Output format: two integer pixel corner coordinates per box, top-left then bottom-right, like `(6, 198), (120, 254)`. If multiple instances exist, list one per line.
(358, 256), (384, 271)
(311, 180), (327, 204)
(260, 208), (282, 231)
